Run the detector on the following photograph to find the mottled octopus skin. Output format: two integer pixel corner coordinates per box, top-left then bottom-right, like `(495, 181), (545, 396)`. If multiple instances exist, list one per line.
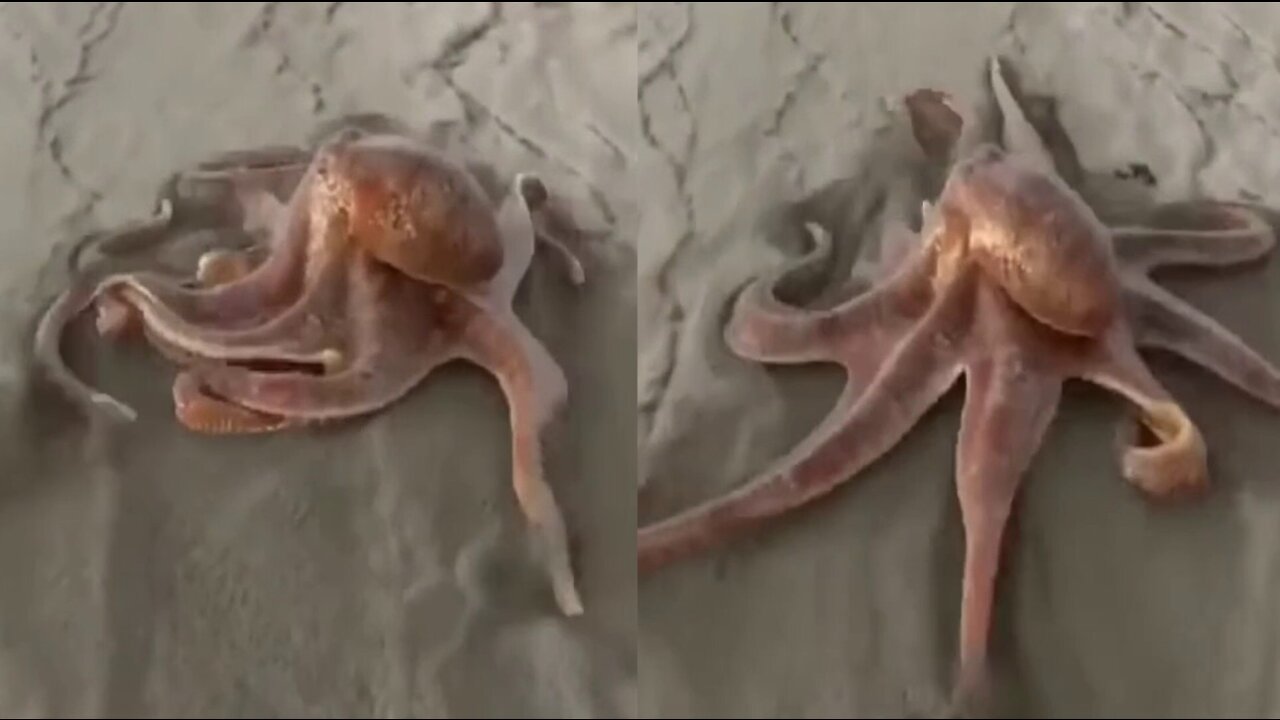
(35, 121), (589, 618)
(637, 56), (1280, 710)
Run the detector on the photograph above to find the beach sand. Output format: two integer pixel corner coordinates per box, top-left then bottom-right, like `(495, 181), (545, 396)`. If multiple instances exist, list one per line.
(1, 3), (637, 717)
(638, 3), (1280, 717)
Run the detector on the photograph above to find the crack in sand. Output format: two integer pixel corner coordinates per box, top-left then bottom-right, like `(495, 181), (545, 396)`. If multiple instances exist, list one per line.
(440, 70), (619, 230)
(402, 6), (619, 231)
(241, 4), (335, 120)
(639, 2), (692, 93)
(636, 67), (696, 443)
(433, 1), (502, 72)
(399, 3), (502, 87)
(1139, 4), (1280, 142)
(1212, 5), (1280, 73)
(765, 4), (821, 140)
(586, 121), (627, 167)
(240, 1), (280, 47)
(34, 1), (122, 205)
(1093, 5), (1223, 193)
(1000, 3), (1030, 57)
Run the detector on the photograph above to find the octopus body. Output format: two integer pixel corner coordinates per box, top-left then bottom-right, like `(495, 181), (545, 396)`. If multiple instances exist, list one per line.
(35, 122), (589, 617)
(638, 57), (1280, 709)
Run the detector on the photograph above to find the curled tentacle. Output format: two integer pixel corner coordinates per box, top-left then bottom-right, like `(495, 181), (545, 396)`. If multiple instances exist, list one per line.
(1079, 327), (1208, 499)
(32, 201), (178, 422)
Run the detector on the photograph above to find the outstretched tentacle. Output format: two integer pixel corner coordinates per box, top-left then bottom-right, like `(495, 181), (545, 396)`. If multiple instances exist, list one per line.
(1125, 279), (1280, 409)
(639, 273), (973, 574)
(988, 55), (1057, 176)
(1112, 201), (1276, 273)
(1078, 327), (1208, 499)
(951, 351), (1062, 710)
(459, 301), (581, 617)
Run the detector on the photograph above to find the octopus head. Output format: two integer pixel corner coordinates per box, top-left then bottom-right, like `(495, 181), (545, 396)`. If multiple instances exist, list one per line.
(308, 130), (504, 289)
(935, 149), (1122, 339)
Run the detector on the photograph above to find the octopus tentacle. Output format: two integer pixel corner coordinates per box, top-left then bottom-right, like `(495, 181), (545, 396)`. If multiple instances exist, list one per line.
(102, 170), (317, 328)
(987, 55), (1057, 176)
(1079, 328), (1208, 499)
(723, 222), (839, 365)
(952, 351), (1062, 710)
(1125, 278), (1280, 408)
(186, 263), (456, 423)
(185, 342), (452, 426)
(94, 234), (345, 367)
(172, 371), (294, 434)
(1112, 202), (1276, 273)
(519, 176), (587, 286)
(44, 158), (320, 415)
(482, 173), (539, 308)
(95, 244), (260, 334)
(459, 303), (581, 617)
(639, 273), (973, 574)
(725, 222), (933, 366)
(32, 201), (178, 423)
(479, 173), (586, 311)
(536, 229), (586, 286)
(85, 166), (348, 371)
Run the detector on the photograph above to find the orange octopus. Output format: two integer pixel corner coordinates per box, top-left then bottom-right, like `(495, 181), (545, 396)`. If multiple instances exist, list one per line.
(638, 57), (1280, 708)
(35, 120), (589, 618)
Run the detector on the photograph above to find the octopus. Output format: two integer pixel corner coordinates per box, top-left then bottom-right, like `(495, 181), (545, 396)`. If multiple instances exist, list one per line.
(34, 120), (590, 618)
(637, 56), (1280, 709)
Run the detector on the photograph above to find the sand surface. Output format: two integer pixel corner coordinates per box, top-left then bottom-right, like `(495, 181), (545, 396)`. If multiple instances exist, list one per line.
(638, 3), (1280, 717)
(1, 3), (637, 717)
